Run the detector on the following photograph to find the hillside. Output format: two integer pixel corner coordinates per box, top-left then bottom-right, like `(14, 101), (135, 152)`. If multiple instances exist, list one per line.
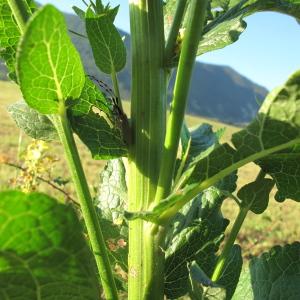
(0, 10), (268, 125)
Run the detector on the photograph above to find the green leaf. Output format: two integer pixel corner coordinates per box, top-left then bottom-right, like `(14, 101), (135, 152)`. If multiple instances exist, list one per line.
(0, 190), (99, 299)
(7, 101), (58, 141)
(237, 177), (274, 214)
(17, 5), (85, 114)
(72, 6), (86, 20)
(85, 11), (126, 74)
(198, 17), (247, 56)
(232, 242), (300, 300)
(232, 70), (300, 202)
(69, 77), (127, 159)
(164, 179), (236, 299)
(199, 0), (300, 56)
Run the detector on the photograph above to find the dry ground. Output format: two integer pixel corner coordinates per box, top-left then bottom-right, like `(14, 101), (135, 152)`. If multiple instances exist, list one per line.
(0, 80), (299, 258)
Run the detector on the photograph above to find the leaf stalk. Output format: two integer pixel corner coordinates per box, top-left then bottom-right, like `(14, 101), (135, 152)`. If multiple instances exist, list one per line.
(52, 109), (118, 300)
(211, 206), (248, 282)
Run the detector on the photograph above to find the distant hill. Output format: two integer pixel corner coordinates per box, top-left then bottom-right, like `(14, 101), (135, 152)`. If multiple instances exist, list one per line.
(0, 11), (268, 125)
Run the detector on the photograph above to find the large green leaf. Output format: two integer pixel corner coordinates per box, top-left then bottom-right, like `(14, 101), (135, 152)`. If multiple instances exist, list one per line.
(164, 174), (237, 299)
(198, 0), (300, 56)
(17, 5), (85, 114)
(127, 70), (300, 223)
(0, 190), (99, 299)
(7, 101), (58, 141)
(232, 242), (300, 300)
(85, 10), (126, 74)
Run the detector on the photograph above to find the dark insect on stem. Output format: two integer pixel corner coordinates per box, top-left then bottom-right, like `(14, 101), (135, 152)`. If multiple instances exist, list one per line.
(87, 75), (132, 145)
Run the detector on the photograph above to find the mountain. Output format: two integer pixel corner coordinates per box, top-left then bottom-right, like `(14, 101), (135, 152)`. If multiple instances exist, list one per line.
(0, 11), (268, 125)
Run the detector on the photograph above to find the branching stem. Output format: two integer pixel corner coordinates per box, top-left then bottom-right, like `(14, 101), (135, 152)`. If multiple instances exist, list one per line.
(155, 0), (209, 202)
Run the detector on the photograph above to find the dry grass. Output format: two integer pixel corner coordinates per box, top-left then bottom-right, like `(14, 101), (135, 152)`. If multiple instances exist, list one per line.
(0, 80), (299, 258)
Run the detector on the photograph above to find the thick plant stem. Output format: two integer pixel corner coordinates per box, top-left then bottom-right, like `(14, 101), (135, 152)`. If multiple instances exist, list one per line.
(128, 0), (165, 299)
(164, 0), (188, 65)
(211, 207), (249, 282)
(7, 0), (31, 33)
(53, 110), (118, 300)
(155, 0), (208, 202)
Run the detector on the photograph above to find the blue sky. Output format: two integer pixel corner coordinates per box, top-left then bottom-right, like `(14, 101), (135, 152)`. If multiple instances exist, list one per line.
(38, 0), (300, 90)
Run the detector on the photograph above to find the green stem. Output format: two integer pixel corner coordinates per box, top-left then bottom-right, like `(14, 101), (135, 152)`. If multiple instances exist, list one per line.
(128, 0), (165, 299)
(155, 0), (208, 202)
(157, 137), (300, 224)
(164, 0), (188, 65)
(111, 68), (123, 112)
(53, 110), (118, 300)
(7, 0), (31, 33)
(211, 206), (249, 282)
(211, 169), (268, 282)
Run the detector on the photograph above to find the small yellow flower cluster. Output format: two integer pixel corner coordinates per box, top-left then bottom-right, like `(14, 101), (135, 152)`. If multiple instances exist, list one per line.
(16, 140), (57, 193)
